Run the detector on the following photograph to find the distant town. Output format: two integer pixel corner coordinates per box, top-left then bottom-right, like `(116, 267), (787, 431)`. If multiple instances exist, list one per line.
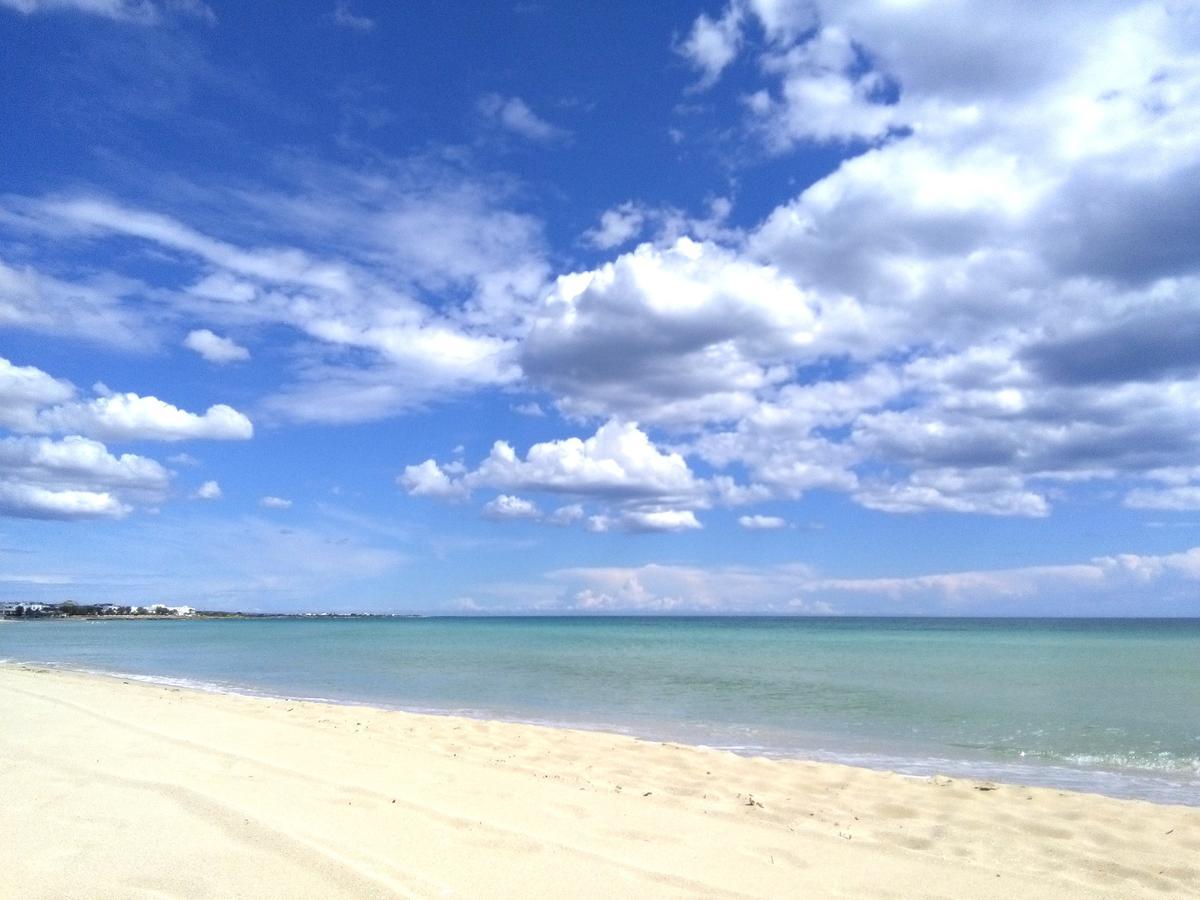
(2, 602), (200, 618)
(0, 602), (420, 620)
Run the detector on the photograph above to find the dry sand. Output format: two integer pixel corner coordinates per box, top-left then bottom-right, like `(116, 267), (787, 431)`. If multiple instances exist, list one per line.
(1, 663), (1198, 899)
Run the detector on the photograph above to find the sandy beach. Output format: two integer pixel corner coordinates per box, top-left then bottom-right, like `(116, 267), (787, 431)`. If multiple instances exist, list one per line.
(1, 663), (1197, 899)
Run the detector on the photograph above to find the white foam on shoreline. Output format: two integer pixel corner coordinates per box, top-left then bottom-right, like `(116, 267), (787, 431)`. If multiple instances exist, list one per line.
(6, 658), (1197, 807)
(7, 657), (1190, 811)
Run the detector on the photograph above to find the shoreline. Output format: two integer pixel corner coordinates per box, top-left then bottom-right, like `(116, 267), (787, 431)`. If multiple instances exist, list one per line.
(4, 657), (1195, 809)
(3, 662), (1199, 897)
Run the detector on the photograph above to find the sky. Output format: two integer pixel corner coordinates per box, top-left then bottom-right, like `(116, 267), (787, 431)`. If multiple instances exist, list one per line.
(1, 0), (1199, 615)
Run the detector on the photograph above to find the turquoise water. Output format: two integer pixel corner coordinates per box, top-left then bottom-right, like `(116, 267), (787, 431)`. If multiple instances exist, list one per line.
(3, 616), (1198, 805)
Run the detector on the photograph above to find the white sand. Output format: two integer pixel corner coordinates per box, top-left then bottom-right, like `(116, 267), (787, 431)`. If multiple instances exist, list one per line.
(2, 663), (1197, 898)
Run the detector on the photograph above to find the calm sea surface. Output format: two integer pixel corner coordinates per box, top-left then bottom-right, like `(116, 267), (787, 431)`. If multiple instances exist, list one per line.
(3, 616), (1198, 805)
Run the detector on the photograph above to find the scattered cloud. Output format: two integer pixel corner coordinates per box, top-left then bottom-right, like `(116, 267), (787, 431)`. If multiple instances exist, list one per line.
(1, 158), (550, 424)
(477, 94), (569, 142)
(184, 328), (250, 364)
(332, 0), (372, 32)
(738, 514), (786, 530)
(676, 3), (744, 90)
(402, 420), (730, 530)
(582, 198), (735, 251)
(547, 503), (583, 526)
(482, 494), (541, 520)
(464, 545), (1200, 614)
(584, 202), (647, 250)
(6, 0), (1200, 570)
(513, 401), (546, 417)
(193, 479), (221, 500)
(259, 495), (292, 509)
(0, 258), (151, 350)
(588, 508), (702, 533)
(0, 0), (214, 25)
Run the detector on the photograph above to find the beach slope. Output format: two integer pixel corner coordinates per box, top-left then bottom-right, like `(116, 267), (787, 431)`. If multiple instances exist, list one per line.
(1, 663), (1197, 898)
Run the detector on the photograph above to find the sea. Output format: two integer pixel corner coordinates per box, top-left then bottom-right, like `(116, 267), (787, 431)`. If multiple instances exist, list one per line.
(3, 616), (1198, 806)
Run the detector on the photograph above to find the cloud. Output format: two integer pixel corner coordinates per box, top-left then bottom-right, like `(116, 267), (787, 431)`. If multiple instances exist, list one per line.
(469, 419), (702, 502)
(0, 356), (75, 430)
(402, 420), (724, 531)
(2, 157), (549, 424)
(20, 195), (352, 290)
(0, 258), (150, 349)
(0, 359), (244, 519)
(184, 329), (250, 364)
(511, 545), (1200, 615)
(588, 508), (702, 533)
(398, 459), (467, 499)
(584, 202), (646, 250)
(0, 0), (213, 24)
(582, 198), (736, 252)
(547, 503), (583, 526)
(34, 392), (253, 442)
(749, 27), (903, 148)
(853, 468), (1050, 518)
(738, 514), (786, 529)
(512, 401), (546, 417)
(332, 0), (372, 31)
(510, 0), (1200, 519)
(477, 94), (569, 142)
(193, 479), (221, 500)
(7, 1), (1200, 527)
(259, 495), (292, 509)
(1022, 305), (1200, 386)
(1125, 484), (1200, 512)
(482, 494), (541, 520)
(0, 482), (129, 520)
(1, 357), (252, 444)
(676, 3), (744, 90)
(522, 238), (828, 426)
(0, 434), (169, 520)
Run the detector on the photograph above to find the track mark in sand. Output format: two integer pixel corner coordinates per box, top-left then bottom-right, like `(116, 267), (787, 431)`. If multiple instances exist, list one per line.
(48, 762), (432, 900)
(5, 679), (763, 900)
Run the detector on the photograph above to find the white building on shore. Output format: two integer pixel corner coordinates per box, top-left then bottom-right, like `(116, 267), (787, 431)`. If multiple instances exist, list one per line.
(144, 604), (197, 616)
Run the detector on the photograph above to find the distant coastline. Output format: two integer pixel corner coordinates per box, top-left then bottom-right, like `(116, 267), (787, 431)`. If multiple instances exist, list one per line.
(0, 602), (422, 621)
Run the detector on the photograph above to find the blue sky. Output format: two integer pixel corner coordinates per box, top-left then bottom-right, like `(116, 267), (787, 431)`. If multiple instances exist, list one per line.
(2, 0), (1199, 614)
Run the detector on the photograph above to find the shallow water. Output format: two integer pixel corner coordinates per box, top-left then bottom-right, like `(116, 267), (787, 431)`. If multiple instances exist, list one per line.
(4, 616), (1198, 805)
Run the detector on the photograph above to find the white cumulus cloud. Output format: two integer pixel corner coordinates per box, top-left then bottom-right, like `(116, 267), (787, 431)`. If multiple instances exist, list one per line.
(471, 419), (702, 502)
(399, 459), (468, 499)
(0, 434), (169, 520)
(482, 494), (541, 520)
(35, 393), (253, 442)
